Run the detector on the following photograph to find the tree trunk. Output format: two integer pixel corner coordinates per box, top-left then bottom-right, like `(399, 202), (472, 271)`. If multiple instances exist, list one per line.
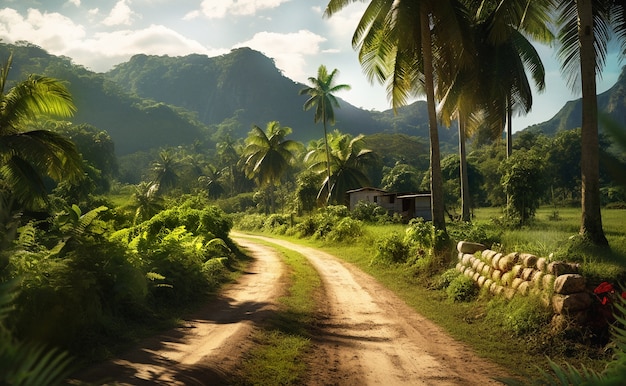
(420, 7), (446, 233)
(323, 111), (332, 205)
(506, 95), (513, 158)
(577, 0), (608, 246)
(459, 114), (471, 222)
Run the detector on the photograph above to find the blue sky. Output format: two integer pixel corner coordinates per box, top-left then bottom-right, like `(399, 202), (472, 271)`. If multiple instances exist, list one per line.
(0, 0), (623, 131)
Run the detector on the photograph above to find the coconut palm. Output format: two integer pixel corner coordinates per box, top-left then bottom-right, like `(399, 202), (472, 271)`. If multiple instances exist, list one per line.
(305, 132), (375, 205)
(325, 0), (472, 233)
(242, 121), (303, 212)
(150, 149), (180, 194)
(439, 0), (553, 221)
(299, 65), (351, 204)
(554, 0), (626, 246)
(0, 54), (83, 209)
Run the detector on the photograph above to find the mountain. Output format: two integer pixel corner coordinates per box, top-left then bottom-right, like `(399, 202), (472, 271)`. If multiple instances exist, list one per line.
(524, 66), (626, 135)
(0, 42), (209, 155)
(105, 48), (444, 141)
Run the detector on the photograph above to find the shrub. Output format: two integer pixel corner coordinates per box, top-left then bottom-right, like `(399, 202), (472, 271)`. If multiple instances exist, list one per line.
(432, 268), (461, 290)
(447, 221), (501, 246)
(351, 201), (389, 223)
(446, 275), (478, 302)
(372, 232), (410, 264)
(326, 217), (363, 243)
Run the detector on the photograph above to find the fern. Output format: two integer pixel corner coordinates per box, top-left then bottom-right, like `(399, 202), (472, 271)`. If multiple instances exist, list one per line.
(0, 281), (74, 385)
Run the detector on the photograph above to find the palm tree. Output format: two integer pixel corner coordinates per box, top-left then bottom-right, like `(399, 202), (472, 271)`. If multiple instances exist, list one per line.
(439, 0), (553, 221)
(305, 132), (375, 205)
(325, 0), (471, 233)
(132, 181), (163, 224)
(299, 65), (351, 204)
(554, 0), (626, 246)
(150, 149), (180, 193)
(0, 54), (83, 210)
(242, 121), (302, 212)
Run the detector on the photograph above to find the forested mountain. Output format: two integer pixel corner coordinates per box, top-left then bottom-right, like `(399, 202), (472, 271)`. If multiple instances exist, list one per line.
(525, 65), (626, 135)
(0, 43), (207, 155)
(105, 47), (459, 148)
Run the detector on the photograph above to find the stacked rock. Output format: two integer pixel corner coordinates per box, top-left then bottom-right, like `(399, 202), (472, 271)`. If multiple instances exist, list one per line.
(456, 241), (591, 323)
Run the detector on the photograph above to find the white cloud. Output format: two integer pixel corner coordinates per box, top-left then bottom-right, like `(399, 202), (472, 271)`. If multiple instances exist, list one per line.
(102, 0), (137, 26)
(185, 0), (290, 20)
(0, 8), (224, 72)
(0, 8), (86, 52)
(65, 0), (81, 7)
(233, 30), (325, 81)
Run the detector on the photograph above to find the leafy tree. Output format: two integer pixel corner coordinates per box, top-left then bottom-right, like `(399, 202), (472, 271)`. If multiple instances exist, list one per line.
(242, 121), (303, 212)
(300, 65), (351, 204)
(500, 149), (546, 225)
(381, 163), (422, 193)
(52, 122), (118, 193)
(554, 0), (626, 246)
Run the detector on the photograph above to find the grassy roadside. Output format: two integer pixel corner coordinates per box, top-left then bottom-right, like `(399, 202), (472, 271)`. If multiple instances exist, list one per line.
(233, 238), (322, 386)
(233, 207), (626, 378)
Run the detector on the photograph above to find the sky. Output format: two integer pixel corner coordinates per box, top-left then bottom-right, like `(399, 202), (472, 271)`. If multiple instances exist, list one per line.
(0, 0), (623, 132)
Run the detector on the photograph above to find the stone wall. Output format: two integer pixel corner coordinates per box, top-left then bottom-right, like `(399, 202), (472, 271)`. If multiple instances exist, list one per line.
(456, 241), (593, 325)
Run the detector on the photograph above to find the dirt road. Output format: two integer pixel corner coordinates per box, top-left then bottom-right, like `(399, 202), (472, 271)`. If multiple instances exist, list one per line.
(71, 232), (509, 385)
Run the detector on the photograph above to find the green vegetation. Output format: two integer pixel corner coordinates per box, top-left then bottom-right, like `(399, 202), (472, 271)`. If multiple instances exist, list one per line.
(235, 241), (321, 385)
(234, 205), (626, 378)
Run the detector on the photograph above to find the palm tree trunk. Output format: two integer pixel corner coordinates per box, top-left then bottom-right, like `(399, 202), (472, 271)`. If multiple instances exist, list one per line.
(577, 0), (608, 246)
(421, 6), (446, 233)
(323, 118), (332, 205)
(459, 114), (471, 222)
(506, 95), (513, 158)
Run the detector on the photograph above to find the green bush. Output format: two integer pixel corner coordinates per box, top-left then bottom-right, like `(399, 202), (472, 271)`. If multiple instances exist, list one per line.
(432, 268), (461, 290)
(351, 201), (389, 223)
(446, 275), (478, 302)
(326, 217), (363, 242)
(447, 221), (501, 246)
(372, 232), (410, 264)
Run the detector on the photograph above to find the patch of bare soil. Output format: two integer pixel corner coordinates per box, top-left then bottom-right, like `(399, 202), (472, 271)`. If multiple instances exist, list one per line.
(71, 232), (510, 385)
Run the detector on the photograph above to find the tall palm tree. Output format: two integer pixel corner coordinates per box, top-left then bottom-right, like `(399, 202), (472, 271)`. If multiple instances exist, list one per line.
(555, 0), (626, 246)
(0, 54), (83, 210)
(305, 132), (375, 205)
(242, 121), (302, 212)
(299, 65), (351, 204)
(439, 0), (553, 220)
(325, 0), (471, 233)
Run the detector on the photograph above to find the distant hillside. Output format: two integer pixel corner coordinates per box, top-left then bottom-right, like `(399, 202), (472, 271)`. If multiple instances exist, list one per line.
(524, 65), (626, 135)
(105, 48), (459, 148)
(0, 42), (207, 155)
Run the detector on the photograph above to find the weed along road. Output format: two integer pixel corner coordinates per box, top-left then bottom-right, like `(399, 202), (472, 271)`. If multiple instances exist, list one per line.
(232, 233), (508, 385)
(71, 232), (508, 385)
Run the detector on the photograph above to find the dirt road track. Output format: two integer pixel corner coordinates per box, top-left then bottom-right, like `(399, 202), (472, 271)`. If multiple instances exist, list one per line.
(233, 233), (508, 386)
(71, 232), (509, 385)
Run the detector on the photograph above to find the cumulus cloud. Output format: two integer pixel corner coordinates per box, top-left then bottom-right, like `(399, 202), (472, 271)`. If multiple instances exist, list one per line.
(65, 0), (81, 6)
(0, 8), (86, 51)
(102, 0), (137, 26)
(0, 8), (224, 72)
(184, 0), (290, 20)
(233, 30), (325, 81)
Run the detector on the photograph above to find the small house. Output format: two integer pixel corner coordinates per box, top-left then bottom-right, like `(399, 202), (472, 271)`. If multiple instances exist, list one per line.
(346, 187), (432, 221)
